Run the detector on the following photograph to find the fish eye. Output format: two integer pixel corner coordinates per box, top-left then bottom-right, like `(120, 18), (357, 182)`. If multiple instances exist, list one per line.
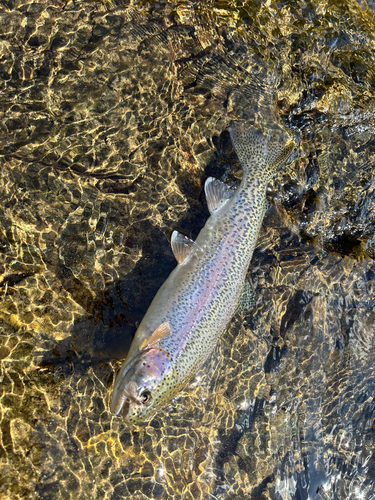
(140, 390), (152, 405)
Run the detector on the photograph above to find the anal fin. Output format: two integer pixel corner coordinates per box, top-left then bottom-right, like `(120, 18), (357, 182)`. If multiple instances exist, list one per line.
(204, 177), (234, 214)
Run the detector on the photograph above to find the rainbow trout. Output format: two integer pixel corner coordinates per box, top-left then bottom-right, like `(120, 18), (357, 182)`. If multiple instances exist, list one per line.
(110, 121), (295, 424)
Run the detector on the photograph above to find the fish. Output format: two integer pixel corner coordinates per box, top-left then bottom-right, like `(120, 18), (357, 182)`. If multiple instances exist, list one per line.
(110, 121), (295, 424)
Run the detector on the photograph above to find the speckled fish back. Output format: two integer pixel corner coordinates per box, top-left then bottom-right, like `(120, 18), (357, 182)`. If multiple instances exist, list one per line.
(110, 121), (295, 421)
(156, 122), (295, 386)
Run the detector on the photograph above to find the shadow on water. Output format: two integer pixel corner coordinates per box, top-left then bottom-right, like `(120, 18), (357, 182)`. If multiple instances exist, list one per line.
(37, 128), (238, 385)
(36, 226), (174, 377)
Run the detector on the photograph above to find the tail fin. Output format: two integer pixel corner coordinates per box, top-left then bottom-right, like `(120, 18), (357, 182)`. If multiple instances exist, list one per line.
(229, 121), (295, 181)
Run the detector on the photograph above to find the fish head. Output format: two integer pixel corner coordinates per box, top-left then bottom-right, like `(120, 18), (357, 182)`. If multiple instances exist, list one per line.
(110, 347), (172, 425)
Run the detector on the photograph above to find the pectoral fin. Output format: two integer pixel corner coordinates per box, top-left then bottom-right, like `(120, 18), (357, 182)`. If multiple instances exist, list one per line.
(140, 322), (172, 350)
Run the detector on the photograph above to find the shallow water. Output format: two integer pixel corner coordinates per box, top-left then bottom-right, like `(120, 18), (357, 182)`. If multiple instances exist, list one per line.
(0, 0), (375, 499)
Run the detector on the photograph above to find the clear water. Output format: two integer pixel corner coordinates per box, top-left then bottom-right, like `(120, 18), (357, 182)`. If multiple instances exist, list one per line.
(0, 0), (375, 499)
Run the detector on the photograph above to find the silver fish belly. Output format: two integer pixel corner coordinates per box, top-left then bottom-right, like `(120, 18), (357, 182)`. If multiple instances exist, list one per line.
(110, 121), (295, 424)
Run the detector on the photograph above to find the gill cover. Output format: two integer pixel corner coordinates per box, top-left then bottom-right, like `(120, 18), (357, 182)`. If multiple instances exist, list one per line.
(110, 348), (172, 416)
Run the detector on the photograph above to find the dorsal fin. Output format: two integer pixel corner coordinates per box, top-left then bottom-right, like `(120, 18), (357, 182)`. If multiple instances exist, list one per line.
(235, 280), (256, 313)
(171, 230), (195, 264)
(204, 177), (234, 214)
(140, 322), (172, 350)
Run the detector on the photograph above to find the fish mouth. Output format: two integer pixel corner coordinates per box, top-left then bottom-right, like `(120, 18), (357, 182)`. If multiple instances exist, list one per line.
(122, 390), (142, 407)
(111, 380), (143, 420)
(122, 399), (130, 419)
(122, 397), (142, 425)
(110, 367), (142, 414)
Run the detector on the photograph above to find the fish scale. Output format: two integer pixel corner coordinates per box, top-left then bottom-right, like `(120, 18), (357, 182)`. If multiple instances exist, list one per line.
(110, 121), (295, 424)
